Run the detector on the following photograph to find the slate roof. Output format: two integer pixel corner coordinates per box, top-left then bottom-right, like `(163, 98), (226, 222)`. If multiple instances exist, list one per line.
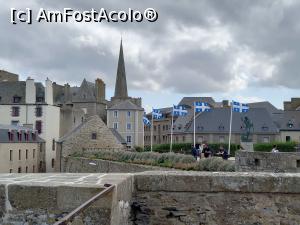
(272, 111), (300, 131)
(0, 124), (45, 143)
(108, 99), (144, 111)
(0, 81), (45, 104)
(114, 40), (128, 98)
(248, 101), (280, 115)
(173, 108), (279, 134)
(110, 128), (126, 144)
(178, 97), (216, 108)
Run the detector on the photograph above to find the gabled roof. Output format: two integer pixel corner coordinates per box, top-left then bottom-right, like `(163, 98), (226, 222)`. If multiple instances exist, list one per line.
(108, 99), (144, 111)
(173, 108), (278, 134)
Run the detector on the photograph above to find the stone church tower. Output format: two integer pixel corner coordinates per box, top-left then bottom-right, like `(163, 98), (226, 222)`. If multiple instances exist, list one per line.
(107, 40), (144, 148)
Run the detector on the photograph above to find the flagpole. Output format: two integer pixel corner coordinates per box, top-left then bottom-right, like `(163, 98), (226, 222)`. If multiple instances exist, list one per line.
(228, 102), (233, 156)
(151, 110), (154, 152)
(193, 102), (196, 148)
(170, 107), (174, 153)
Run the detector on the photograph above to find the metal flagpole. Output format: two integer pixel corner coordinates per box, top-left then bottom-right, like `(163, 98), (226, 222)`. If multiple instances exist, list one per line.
(170, 107), (174, 153)
(193, 102), (196, 148)
(150, 110), (154, 152)
(228, 102), (233, 156)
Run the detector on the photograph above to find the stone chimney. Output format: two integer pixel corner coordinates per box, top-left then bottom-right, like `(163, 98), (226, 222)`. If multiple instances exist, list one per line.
(45, 78), (53, 105)
(95, 78), (105, 102)
(64, 83), (71, 103)
(222, 100), (229, 108)
(25, 77), (36, 104)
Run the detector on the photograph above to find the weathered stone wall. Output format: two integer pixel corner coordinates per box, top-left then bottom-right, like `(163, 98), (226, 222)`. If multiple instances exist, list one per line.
(62, 157), (174, 173)
(235, 150), (300, 172)
(0, 173), (133, 225)
(132, 171), (300, 225)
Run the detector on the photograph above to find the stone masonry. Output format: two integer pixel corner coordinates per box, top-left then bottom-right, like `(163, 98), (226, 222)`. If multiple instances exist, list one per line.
(235, 151), (300, 172)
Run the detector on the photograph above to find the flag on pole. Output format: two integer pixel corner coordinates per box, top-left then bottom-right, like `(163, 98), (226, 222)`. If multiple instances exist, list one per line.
(152, 109), (163, 119)
(194, 102), (211, 112)
(173, 105), (188, 116)
(232, 101), (249, 113)
(143, 115), (151, 126)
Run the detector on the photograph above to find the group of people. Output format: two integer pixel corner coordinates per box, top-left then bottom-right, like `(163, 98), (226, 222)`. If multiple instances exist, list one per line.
(191, 143), (229, 161)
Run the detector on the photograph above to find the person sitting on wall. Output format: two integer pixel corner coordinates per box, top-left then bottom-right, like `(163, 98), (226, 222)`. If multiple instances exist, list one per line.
(271, 145), (279, 153)
(202, 143), (211, 158)
(216, 145), (229, 160)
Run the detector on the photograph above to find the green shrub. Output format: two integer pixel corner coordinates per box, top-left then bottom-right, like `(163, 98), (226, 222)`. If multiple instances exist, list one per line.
(254, 142), (297, 152)
(73, 149), (234, 172)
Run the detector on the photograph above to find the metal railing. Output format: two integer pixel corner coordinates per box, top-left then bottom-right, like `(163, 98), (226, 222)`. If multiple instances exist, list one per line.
(53, 184), (115, 225)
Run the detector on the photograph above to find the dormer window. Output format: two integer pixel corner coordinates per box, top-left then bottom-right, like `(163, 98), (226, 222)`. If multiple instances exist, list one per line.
(8, 130), (14, 141)
(262, 124), (269, 131)
(197, 126), (204, 131)
(218, 124), (225, 131)
(287, 120), (294, 128)
(13, 96), (21, 103)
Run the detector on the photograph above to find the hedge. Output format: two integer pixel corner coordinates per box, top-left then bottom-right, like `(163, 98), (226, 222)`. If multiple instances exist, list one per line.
(143, 143), (239, 156)
(254, 142), (297, 152)
(73, 149), (235, 172)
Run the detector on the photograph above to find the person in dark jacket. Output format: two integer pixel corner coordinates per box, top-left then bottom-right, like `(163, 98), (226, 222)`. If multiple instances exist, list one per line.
(191, 144), (198, 159)
(202, 144), (211, 158)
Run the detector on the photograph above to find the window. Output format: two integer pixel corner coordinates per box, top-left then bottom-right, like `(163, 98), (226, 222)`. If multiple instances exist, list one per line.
(19, 149), (21, 160)
(127, 136), (132, 143)
(26, 149), (28, 159)
(33, 165), (35, 173)
(154, 136), (157, 142)
(13, 96), (21, 103)
(33, 149), (36, 159)
(52, 139), (55, 150)
(35, 121), (42, 134)
(286, 136), (291, 142)
(36, 97), (44, 103)
(9, 169), (12, 173)
(9, 150), (13, 161)
(219, 136), (225, 143)
(35, 107), (43, 117)
(91, 133), (97, 140)
(218, 124), (225, 131)
(74, 117), (76, 124)
(11, 120), (19, 126)
(287, 120), (294, 128)
(24, 132), (29, 141)
(114, 111), (118, 118)
(11, 106), (20, 117)
(127, 123), (131, 130)
(263, 137), (270, 143)
(154, 126), (157, 131)
(18, 167), (21, 173)
(113, 123), (118, 129)
(51, 159), (55, 168)
(25, 166), (28, 173)
(182, 136), (185, 142)
(127, 111), (131, 117)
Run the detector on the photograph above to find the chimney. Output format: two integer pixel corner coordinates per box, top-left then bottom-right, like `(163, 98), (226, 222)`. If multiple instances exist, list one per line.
(26, 77), (36, 104)
(222, 100), (229, 108)
(95, 78), (105, 102)
(64, 83), (71, 103)
(45, 78), (53, 105)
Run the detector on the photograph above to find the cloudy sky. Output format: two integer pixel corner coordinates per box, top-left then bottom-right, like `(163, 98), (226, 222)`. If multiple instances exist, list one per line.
(1, 0), (300, 111)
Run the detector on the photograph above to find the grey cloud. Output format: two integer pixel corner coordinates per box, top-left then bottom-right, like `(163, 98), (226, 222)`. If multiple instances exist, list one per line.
(0, 0), (300, 93)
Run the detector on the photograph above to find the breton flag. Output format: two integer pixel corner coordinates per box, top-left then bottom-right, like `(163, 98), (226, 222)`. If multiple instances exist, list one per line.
(152, 109), (163, 119)
(173, 105), (188, 116)
(232, 101), (249, 113)
(194, 102), (211, 112)
(143, 114), (151, 126)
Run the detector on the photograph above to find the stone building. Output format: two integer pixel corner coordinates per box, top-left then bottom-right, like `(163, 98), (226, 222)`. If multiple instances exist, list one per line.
(56, 115), (125, 171)
(107, 40), (144, 148)
(284, 98), (300, 110)
(0, 77), (60, 172)
(0, 124), (45, 173)
(273, 110), (300, 142)
(0, 70), (19, 82)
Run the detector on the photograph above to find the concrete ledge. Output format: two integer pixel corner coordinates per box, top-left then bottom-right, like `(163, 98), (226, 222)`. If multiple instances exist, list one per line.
(134, 171), (300, 193)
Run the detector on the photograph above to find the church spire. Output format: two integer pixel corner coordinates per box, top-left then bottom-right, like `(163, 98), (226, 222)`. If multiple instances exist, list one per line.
(114, 39), (128, 98)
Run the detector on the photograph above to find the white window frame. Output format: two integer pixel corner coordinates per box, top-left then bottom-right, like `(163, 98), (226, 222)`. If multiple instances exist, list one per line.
(114, 110), (118, 118)
(127, 111), (131, 118)
(126, 135), (132, 143)
(113, 122), (118, 129)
